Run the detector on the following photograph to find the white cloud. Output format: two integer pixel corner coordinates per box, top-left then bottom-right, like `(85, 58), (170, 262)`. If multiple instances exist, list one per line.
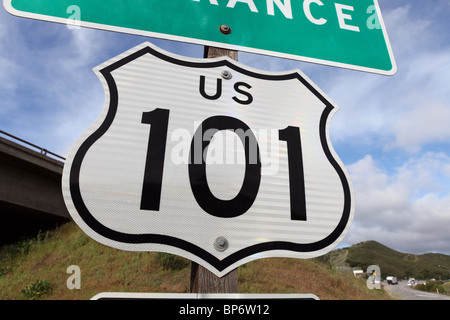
(322, 3), (450, 155)
(0, 8), (115, 155)
(389, 102), (450, 153)
(345, 153), (450, 254)
(338, 3), (450, 254)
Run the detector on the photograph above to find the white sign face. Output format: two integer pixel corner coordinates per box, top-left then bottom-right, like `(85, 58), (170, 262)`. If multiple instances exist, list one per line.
(62, 42), (354, 277)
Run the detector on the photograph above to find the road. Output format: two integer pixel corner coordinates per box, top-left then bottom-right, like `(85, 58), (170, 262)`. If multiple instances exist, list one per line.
(384, 280), (450, 300)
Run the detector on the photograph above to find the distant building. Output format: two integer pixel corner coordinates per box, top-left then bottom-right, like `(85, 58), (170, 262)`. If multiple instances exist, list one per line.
(353, 269), (364, 277)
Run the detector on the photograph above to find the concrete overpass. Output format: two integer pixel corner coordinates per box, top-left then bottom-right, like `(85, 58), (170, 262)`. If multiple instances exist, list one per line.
(0, 132), (70, 244)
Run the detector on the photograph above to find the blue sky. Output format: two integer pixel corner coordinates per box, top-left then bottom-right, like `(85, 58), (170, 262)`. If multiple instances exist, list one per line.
(1, 1), (450, 255)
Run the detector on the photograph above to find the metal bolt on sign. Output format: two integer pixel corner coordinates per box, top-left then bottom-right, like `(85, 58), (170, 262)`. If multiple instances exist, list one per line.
(221, 70), (232, 80)
(219, 24), (231, 35)
(214, 237), (229, 252)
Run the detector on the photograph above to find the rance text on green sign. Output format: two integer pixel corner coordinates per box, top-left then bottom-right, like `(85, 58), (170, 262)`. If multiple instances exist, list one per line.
(4, 0), (396, 75)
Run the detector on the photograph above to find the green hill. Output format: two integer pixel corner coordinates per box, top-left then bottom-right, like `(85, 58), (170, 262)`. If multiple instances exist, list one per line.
(320, 241), (450, 280)
(0, 222), (389, 300)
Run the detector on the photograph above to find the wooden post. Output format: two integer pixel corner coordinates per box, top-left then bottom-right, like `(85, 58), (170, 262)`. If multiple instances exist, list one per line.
(190, 262), (239, 293)
(190, 45), (239, 294)
(203, 46), (238, 60)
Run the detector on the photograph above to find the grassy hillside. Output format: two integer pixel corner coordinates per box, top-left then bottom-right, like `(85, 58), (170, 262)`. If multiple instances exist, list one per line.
(321, 241), (450, 280)
(0, 222), (389, 300)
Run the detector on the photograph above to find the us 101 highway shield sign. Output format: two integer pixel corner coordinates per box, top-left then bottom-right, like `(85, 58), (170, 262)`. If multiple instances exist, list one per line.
(62, 42), (354, 276)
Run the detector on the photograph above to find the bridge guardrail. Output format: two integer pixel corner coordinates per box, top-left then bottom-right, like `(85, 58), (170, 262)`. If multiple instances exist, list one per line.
(0, 130), (65, 161)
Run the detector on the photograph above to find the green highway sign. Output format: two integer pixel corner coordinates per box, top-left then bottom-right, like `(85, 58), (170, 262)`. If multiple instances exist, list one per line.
(4, 0), (396, 75)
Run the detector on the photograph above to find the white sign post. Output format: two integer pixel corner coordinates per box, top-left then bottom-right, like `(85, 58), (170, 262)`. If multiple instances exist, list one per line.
(62, 42), (354, 277)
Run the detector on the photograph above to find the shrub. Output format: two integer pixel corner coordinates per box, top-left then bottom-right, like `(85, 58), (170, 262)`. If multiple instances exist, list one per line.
(21, 280), (53, 300)
(415, 282), (447, 295)
(155, 253), (189, 271)
(17, 239), (34, 255)
(0, 266), (9, 276)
